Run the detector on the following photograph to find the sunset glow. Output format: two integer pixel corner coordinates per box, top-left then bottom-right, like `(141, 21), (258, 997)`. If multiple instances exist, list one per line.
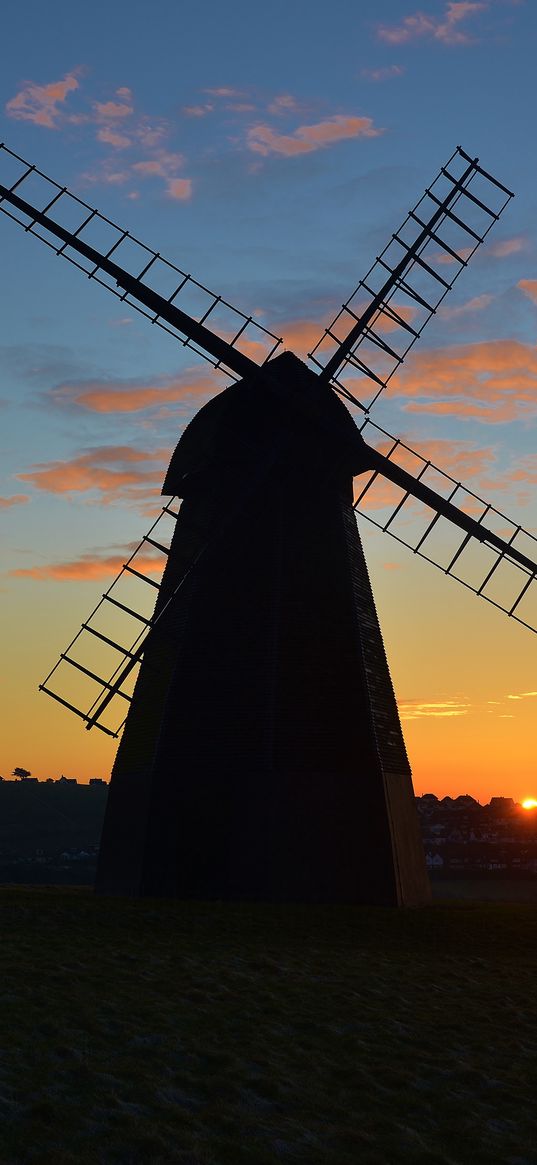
(1, 1), (535, 800)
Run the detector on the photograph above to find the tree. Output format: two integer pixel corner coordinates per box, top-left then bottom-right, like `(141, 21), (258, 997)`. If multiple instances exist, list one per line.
(12, 767), (31, 781)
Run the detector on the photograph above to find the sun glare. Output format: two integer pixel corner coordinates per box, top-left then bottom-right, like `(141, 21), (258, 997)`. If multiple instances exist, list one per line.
(522, 798), (537, 810)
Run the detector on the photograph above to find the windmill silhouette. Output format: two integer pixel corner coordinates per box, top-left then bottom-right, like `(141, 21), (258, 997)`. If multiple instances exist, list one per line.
(1, 143), (535, 905)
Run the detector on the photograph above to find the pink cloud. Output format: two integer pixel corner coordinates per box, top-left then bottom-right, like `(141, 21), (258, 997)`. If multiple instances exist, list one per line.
(17, 446), (169, 503)
(377, 12), (436, 43)
(377, 3), (486, 46)
(280, 320), (326, 358)
(377, 437), (495, 481)
(132, 151), (185, 177)
(476, 455), (537, 507)
(5, 75), (194, 203)
(132, 153), (184, 177)
(204, 87), (245, 98)
(267, 94), (302, 115)
(182, 104), (214, 117)
(268, 304), (417, 361)
(93, 99), (133, 120)
(489, 236), (525, 258)
(434, 245), (473, 266)
(439, 293), (493, 318)
(6, 71), (80, 128)
(12, 551), (163, 583)
(247, 115), (383, 157)
(97, 126), (131, 149)
(135, 121), (168, 148)
(357, 437), (495, 511)
(131, 151), (192, 200)
(50, 373), (215, 414)
(391, 339), (537, 423)
(518, 279), (537, 305)
(434, 237), (525, 267)
(166, 178), (192, 201)
(361, 65), (405, 81)
(0, 494), (29, 509)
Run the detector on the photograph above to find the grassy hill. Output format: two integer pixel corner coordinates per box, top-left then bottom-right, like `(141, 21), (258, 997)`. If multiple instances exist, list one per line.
(0, 887), (536, 1164)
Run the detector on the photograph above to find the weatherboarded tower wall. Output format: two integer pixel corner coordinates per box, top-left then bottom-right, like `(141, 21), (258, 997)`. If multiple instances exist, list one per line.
(96, 353), (430, 905)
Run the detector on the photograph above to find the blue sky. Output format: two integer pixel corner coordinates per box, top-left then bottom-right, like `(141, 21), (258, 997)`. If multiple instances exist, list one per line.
(1, 0), (536, 796)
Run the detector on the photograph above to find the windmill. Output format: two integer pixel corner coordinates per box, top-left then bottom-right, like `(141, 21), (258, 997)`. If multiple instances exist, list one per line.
(1, 143), (535, 905)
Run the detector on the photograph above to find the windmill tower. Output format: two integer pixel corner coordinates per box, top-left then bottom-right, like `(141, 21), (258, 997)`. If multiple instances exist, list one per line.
(1, 144), (535, 905)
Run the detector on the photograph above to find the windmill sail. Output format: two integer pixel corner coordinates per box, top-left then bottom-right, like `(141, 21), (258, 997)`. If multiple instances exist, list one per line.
(1, 137), (530, 905)
(40, 402), (537, 741)
(11, 139), (528, 743)
(354, 416), (537, 633)
(309, 147), (513, 412)
(0, 143), (281, 378)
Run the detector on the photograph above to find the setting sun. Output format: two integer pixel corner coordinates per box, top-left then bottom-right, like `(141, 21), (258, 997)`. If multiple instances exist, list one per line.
(522, 799), (537, 810)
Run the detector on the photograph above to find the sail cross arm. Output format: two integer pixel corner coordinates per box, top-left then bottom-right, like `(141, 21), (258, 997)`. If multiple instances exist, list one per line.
(0, 178), (260, 382)
(309, 147), (513, 414)
(365, 447), (537, 577)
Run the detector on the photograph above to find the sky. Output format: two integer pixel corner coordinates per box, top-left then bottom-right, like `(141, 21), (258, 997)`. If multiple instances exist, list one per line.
(0, 0), (536, 801)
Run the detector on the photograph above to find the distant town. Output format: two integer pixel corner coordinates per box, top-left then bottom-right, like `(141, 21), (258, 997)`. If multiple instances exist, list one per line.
(1, 772), (537, 884)
(416, 793), (537, 877)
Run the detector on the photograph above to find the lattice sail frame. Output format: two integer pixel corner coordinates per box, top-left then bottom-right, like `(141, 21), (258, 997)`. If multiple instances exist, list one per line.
(40, 502), (181, 738)
(355, 417), (537, 634)
(310, 147), (513, 412)
(40, 422), (537, 739)
(0, 142), (282, 376)
(0, 141), (534, 736)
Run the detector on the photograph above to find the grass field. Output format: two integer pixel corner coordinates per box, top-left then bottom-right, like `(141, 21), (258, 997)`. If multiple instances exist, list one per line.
(1, 888), (536, 1164)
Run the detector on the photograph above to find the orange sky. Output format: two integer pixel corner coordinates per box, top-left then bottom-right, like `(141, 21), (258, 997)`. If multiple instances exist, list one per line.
(1, 2), (536, 803)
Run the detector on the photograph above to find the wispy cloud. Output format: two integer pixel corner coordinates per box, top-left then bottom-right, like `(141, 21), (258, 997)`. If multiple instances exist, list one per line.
(204, 87), (245, 99)
(267, 94), (303, 115)
(398, 698), (470, 720)
(11, 549), (163, 582)
(357, 437), (495, 512)
(93, 98), (133, 120)
(182, 103), (214, 118)
(439, 293), (494, 319)
(279, 303), (416, 359)
(247, 115), (383, 157)
(5, 71), (80, 128)
(279, 319), (327, 358)
(48, 370), (216, 414)
(392, 339), (537, 423)
(96, 126), (132, 149)
(131, 152), (192, 199)
(17, 445), (169, 504)
(434, 245), (473, 266)
(518, 279), (537, 305)
(361, 65), (405, 81)
(489, 236), (525, 258)
(434, 237), (525, 267)
(5, 74), (192, 202)
(507, 690), (537, 701)
(377, 3), (487, 46)
(0, 494), (29, 509)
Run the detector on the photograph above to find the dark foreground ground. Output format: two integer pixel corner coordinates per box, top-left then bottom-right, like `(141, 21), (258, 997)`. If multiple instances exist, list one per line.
(1, 888), (536, 1165)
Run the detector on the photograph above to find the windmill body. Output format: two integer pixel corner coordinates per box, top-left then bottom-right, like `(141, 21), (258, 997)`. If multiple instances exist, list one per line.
(1, 143), (533, 906)
(96, 352), (429, 904)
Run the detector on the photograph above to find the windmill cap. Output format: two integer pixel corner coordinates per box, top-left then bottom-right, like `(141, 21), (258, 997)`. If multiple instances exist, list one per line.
(162, 349), (367, 497)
